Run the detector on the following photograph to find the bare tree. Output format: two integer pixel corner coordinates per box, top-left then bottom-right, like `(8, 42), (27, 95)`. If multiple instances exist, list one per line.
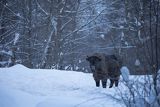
(117, 0), (160, 107)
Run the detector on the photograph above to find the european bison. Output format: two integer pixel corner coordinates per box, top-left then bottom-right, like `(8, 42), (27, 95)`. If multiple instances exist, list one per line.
(86, 53), (121, 88)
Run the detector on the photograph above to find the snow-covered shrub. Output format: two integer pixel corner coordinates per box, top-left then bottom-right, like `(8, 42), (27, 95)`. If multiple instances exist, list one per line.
(120, 66), (130, 82)
(117, 67), (160, 107)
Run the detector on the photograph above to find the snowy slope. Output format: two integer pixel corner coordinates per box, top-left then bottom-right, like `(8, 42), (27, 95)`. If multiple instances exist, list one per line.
(0, 64), (124, 107)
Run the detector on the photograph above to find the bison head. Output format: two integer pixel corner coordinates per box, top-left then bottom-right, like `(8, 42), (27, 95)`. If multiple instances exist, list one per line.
(86, 56), (101, 65)
(86, 56), (102, 72)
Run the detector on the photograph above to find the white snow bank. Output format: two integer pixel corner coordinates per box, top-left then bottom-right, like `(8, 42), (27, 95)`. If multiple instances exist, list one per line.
(0, 87), (17, 107)
(0, 64), (124, 107)
(9, 64), (29, 70)
(0, 86), (43, 107)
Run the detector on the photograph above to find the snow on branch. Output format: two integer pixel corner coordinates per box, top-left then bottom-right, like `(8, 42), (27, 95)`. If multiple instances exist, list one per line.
(36, 0), (49, 16)
(0, 50), (12, 56)
(0, 2), (25, 20)
(62, 8), (106, 41)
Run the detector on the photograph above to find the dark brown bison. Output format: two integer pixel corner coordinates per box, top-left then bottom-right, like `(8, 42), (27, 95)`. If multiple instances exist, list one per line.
(106, 57), (121, 88)
(86, 53), (121, 88)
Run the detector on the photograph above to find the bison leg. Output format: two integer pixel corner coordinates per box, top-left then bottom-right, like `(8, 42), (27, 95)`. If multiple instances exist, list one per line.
(101, 80), (107, 88)
(95, 81), (100, 87)
(109, 79), (114, 88)
(115, 80), (119, 87)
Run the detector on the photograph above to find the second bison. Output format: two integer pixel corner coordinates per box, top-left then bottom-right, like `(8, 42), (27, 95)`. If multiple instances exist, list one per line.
(86, 53), (121, 88)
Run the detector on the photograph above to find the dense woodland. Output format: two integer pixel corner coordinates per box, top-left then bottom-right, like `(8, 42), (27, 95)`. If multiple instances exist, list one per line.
(0, 0), (160, 106)
(0, 0), (160, 74)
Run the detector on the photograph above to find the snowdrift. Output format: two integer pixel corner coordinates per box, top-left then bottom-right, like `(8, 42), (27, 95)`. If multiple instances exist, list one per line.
(0, 64), (152, 107)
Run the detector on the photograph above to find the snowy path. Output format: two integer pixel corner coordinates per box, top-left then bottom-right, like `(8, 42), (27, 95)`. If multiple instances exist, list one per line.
(0, 64), (124, 107)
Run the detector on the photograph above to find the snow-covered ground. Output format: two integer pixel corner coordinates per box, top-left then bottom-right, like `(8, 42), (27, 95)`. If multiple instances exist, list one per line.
(0, 64), (125, 107)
